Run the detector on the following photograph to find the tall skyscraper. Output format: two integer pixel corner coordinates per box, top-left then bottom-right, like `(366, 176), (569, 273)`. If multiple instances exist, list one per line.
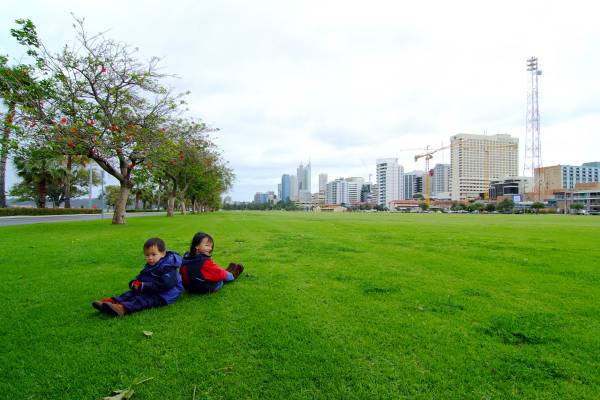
(297, 162), (312, 192)
(450, 133), (518, 200)
(376, 158), (403, 207)
(431, 163), (450, 196)
(281, 174), (291, 202)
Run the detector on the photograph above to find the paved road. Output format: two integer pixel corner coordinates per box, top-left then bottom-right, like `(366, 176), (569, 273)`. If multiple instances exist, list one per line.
(0, 212), (167, 226)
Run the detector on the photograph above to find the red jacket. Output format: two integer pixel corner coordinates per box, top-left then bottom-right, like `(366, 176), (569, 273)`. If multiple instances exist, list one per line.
(180, 253), (227, 288)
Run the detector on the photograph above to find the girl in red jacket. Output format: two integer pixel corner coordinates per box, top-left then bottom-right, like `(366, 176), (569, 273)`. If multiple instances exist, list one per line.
(180, 232), (243, 294)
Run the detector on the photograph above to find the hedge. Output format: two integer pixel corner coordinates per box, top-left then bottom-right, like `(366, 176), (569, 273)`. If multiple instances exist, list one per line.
(0, 208), (102, 216)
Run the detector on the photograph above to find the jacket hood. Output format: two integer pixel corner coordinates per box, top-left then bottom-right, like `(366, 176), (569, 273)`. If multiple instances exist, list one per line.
(147, 250), (182, 271)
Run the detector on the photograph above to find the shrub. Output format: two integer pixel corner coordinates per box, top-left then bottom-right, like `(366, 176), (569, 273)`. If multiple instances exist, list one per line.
(0, 208), (101, 216)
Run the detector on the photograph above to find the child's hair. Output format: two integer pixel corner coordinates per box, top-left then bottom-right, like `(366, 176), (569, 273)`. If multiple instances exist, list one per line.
(144, 237), (166, 252)
(189, 232), (214, 256)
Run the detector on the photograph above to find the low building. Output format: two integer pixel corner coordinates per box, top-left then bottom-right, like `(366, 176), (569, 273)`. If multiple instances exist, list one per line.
(489, 176), (533, 200)
(315, 204), (347, 212)
(549, 182), (600, 214)
(389, 199), (421, 212)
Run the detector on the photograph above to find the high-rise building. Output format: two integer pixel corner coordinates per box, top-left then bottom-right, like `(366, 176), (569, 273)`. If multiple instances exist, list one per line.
(290, 175), (299, 201)
(376, 158), (403, 207)
(281, 174), (292, 202)
(431, 163), (450, 196)
(319, 173), (328, 194)
(326, 178), (349, 205)
(403, 171), (423, 200)
(450, 133), (518, 200)
(360, 183), (376, 204)
(345, 177), (364, 205)
(297, 162), (312, 192)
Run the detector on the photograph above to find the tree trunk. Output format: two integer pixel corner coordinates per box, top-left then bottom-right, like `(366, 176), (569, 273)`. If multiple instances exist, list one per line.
(180, 197), (187, 215)
(0, 103), (15, 208)
(167, 194), (176, 217)
(36, 180), (47, 208)
(112, 184), (131, 224)
(135, 191), (141, 209)
(64, 155), (73, 208)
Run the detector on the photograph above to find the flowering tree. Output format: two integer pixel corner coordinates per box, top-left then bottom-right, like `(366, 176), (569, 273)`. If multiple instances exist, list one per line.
(10, 18), (184, 223)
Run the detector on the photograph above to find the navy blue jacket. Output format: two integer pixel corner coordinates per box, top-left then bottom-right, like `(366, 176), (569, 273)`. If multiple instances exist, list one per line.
(130, 251), (183, 304)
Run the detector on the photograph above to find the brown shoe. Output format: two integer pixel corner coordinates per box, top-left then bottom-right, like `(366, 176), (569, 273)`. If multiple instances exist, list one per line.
(102, 302), (127, 316)
(92, 298), (114, 311)
(226, 262), (237, 272)
(232, 263), (244, 279)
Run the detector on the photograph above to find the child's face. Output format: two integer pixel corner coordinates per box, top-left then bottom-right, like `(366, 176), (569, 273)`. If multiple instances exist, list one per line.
(144, 245), (166, 266)
(195, 237), (213, 256)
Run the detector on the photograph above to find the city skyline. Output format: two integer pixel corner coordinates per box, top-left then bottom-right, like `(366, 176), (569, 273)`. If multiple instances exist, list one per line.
(2, 1), (600, 201)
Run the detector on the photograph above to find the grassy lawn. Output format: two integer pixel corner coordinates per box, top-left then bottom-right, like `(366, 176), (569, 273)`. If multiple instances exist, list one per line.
(1, 212), (599, 399)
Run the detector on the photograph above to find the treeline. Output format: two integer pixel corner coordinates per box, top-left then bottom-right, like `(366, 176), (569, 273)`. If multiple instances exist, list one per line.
(0, 18), (233, 224)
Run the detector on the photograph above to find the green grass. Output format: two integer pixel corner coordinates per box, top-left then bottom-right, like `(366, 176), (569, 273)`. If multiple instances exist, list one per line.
(1, 212), (599, 399)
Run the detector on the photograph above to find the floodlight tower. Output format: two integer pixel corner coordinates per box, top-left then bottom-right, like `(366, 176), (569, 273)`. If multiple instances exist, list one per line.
(524, 57), (543, 200)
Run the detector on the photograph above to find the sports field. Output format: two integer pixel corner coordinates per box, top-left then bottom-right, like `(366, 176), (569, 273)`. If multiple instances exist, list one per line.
(0, 212), (598, 399)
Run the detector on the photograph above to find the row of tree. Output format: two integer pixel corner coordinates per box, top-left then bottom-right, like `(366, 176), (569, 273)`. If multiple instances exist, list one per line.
(0, 17), (233, 223)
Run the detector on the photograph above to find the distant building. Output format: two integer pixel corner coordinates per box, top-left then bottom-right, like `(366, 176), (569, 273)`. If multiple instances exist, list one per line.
(431, 163), (450, 196)
(253, 192), (268, 204)
(361, 183), (376, 204)
(345, 177), (364, 205)
(550, 182), (600, 214)
(281, 174), (292, 202)
(536, 163), (600, 192)
(450, 133), (519, 200)
(376, 158), (403, 207)
(298, 189), (312, 203)
(297, 162), (311, 192)
(403, 171), (423, 200)
(290, 175), (298, 201)
(326, 178), (349, 205)
(315, 204), (347, 212)
(319, 173), (327, 193)
(489, 176), (533, 200)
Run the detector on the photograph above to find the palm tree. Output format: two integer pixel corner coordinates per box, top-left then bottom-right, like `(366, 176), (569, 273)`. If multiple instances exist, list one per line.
(12, 147), (65, 208)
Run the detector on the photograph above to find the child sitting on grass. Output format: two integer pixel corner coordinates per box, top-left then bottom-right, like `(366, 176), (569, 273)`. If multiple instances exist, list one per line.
(180, 232), (243, 294)
(92, 237), (183, 316)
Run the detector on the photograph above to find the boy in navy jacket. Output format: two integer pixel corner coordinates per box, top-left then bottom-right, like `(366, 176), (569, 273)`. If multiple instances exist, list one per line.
(92, 237), (183, 316)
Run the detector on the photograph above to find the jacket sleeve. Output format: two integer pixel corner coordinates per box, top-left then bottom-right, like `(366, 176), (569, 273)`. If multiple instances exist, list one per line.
(139, 268), (179, 293)
(201, 259), (229, 282)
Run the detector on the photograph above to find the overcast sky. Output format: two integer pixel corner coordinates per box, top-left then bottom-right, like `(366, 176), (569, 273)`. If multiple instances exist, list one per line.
(2, 0), (599, 200)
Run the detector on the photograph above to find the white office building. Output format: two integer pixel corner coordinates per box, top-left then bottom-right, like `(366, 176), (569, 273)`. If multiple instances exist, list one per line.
(450, 133), (518, 200)
(376, 158), (404, 207)
(326, 178), (349, 205)
(345, 177), (365, 205)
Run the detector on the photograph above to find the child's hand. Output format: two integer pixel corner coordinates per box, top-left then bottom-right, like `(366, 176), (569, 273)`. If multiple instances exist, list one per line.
(129, 280), (143, 292)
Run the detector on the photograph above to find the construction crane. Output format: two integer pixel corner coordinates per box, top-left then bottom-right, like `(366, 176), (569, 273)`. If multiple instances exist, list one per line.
(414, 145), (449, 206)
